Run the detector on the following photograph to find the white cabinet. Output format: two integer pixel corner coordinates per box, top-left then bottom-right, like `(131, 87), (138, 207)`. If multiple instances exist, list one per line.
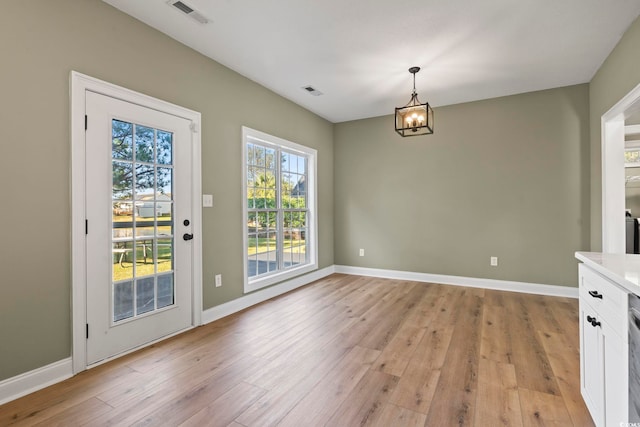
(579, 300), (603, 423)
(579, 264), (628, 426)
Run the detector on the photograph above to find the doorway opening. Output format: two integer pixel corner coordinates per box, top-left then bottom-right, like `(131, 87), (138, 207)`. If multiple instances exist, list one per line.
(601, 82), (640, 253)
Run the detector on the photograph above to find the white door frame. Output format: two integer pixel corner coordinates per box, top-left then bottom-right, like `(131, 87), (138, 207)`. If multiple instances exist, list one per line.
(601, 82), (640, 253)
(70, 71), (203, 373)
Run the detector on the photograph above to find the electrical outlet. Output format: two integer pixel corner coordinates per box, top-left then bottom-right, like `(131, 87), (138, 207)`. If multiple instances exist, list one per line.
(359, 248), (365, 257)
(490, 256), (498, 267)
(215, 274), (222, 287)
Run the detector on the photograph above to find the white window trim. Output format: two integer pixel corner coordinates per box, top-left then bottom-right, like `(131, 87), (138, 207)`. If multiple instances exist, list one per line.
(241, 126), (318, 293)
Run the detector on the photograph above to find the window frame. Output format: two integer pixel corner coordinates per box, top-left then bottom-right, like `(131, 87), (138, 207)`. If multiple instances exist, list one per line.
(241, 126), (318, 293)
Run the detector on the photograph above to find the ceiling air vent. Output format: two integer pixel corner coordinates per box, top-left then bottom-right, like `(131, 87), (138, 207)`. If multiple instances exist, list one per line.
(168, 0), (209, 24)
(302, 86), (323, 96)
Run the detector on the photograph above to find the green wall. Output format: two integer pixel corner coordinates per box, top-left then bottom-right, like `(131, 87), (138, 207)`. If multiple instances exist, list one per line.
(0, 0), (333, 381)
(334, 85), (591, 287)
(589, 16), (640, 250)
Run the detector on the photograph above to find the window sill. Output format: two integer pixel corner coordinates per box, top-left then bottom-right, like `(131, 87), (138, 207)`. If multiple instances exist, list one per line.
(244, 263), (317, 293)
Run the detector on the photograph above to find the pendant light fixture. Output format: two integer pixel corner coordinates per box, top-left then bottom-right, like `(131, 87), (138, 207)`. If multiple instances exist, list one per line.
(395, 67), (434, 137)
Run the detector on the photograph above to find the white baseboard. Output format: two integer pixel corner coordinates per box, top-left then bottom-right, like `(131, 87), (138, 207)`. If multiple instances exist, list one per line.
(202, 265), (336, 324)
(334, 265), (578, 298)
(0, 358), (73, 406)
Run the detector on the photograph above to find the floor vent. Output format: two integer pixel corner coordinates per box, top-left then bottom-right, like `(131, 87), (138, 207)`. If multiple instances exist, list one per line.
(168, 0), (209, 24)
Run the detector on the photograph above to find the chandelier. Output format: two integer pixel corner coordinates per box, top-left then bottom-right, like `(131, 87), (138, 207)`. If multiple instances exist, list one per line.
(395, 67), (434, 137)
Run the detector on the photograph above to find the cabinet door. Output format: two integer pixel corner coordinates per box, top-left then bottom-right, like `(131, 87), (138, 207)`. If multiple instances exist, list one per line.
(580, 303), (605, 426)
(602, 318), (626, 426)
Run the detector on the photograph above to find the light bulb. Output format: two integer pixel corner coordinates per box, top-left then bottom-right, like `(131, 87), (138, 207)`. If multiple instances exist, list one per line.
(411, 113), (418, 119)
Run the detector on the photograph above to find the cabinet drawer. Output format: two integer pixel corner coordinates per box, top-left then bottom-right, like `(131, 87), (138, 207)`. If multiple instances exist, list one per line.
(579, 264), (627, 331)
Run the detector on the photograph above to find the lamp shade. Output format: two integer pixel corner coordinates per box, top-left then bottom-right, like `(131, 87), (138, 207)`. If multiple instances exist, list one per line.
(395, 101), (434, 137)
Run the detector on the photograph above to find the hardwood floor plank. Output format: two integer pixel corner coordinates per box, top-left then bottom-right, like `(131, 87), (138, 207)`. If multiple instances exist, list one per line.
(337, 277), (401, 317)
(333, 284), (420, 351)
(0, 275), (592, 427)
(87, 354), (266, 426)
(0, 364), (136, 426)
(276, 346), (380, 427)
(96, 328), (256, 407)
(522, 295), (564, 336)
(547, 298), (581, 352)
(374, 324), (427, 376)
(484, 288), (508, 306)
(371, 403), (427, 427)
(359, 283), (427, 351)
(518, 387), (574, 427)
(537, 330), (595, 427)
(121, 324), (229, 373)
(25, 397), (112, 427)
(372, 284), (448, 377)
(424, 286), (468, 330)
(480, 292), (513, 364)
(178, 382), (266, 427)
(325, 370), (400, 426)
(132, 356), (267, 427)
(237, 346), (362, 427)
(423, 289), (484, 427)
(214, 276), (353, 337)
(394, 370), (442, 418)
(388, 326), (453, 413)
(505, 293), (562, 396)
(252, 302), (355, 360)
(473, 359), (523, 427)
(244, 331), (352, 391)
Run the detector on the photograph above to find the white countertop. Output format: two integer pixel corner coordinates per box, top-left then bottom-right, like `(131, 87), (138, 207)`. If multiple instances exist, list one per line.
(575, 251), (640, 295)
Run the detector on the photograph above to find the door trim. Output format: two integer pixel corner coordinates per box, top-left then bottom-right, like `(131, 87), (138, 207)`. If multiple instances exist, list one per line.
(601, 81), (640, 253)
(70, 71), (202, 374)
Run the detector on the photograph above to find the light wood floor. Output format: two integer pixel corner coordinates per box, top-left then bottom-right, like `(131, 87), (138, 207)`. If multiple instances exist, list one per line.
(0, 274), (594, 426)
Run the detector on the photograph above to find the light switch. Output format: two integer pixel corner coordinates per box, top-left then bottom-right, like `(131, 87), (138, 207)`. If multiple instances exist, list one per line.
(203, 194), (213, 207)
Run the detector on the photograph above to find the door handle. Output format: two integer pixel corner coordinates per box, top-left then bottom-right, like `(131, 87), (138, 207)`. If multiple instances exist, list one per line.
(588, 290), (603, 299)
(183, 233), (194, 241)
(586, 315), (601, 328)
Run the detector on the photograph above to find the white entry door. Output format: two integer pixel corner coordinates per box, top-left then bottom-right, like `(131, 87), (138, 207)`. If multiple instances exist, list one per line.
(85, 91), (194, 365)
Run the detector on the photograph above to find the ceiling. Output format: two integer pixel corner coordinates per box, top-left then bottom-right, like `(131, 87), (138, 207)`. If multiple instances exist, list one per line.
(102, 0), (640, 123)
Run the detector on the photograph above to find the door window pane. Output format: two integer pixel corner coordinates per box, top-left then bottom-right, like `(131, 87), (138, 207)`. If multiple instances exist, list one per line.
(135, 224), (155, 238)
(112, 120), (133, 161)
(157, 167), (173, 197)
(112, 119), (175, 322)
(135, 125), (154, 163)
(136, 277), (155, 315)
(112, 161), (133, 200)
(157, 238), (173, 274)
(113, 241), (134, 281)
(114, 281), (134, 322)
(135, 164), (155, 201)
(157, 274), (174, 308)
(157, 130), (172, 165)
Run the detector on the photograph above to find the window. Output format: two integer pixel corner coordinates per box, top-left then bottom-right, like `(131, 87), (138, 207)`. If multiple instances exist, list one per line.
(242, 127), (317, 292)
